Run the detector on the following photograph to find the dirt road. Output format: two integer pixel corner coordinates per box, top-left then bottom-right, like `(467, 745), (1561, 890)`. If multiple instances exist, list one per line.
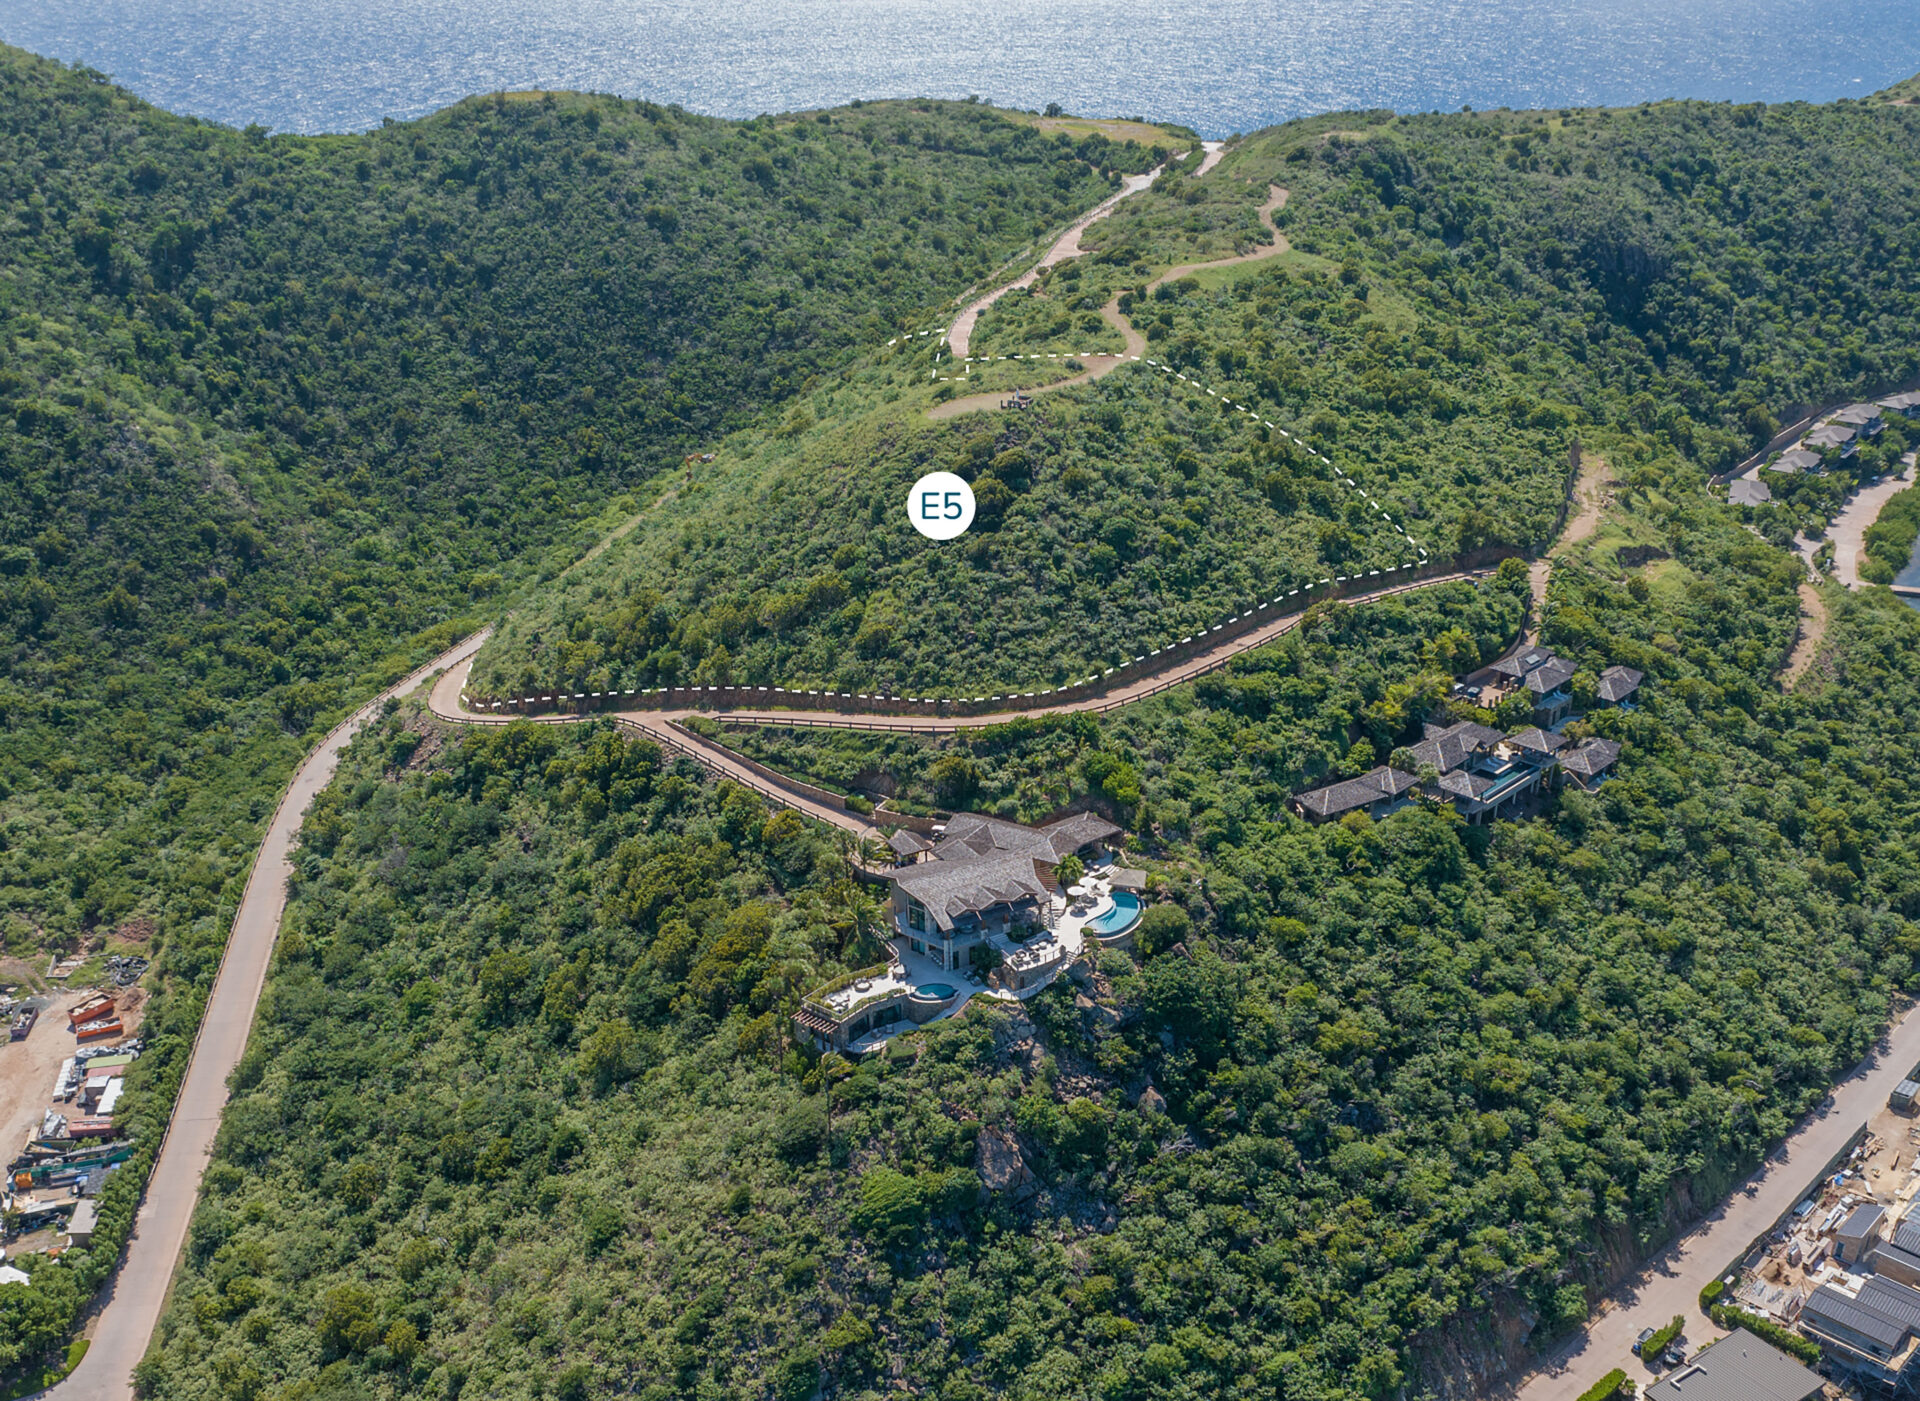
(1501, 1000), (1920, 1401)
(48, 632), (490, 1401)
(929, 185), (1292, 421)
(1782, 583), (1830, 689)
(943, 162), (1172, 361)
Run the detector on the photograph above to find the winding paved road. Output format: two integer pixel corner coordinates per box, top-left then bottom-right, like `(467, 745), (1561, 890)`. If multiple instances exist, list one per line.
(47, 633), (490, 1401)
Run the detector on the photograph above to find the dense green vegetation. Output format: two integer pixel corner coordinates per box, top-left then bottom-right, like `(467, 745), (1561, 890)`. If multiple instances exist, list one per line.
(474, 93), (1920, 700)
(14, 39), (1920, 1401)
(1861, 480), (1920, 583)
(0, 44), (1159, 966)
(144, 455), (1920, 1399)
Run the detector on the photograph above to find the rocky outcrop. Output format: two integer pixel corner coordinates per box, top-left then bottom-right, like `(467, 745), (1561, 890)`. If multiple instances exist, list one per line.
(975, 1125), (1037, 1201)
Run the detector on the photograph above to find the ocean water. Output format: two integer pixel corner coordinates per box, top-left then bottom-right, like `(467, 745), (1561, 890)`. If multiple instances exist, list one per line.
(2, 0), (1917, 138)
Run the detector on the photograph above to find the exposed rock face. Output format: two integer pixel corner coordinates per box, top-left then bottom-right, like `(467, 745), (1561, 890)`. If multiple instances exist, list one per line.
(1136, 1085), (1167, 1116)
(975, 1125), (1037, 1201)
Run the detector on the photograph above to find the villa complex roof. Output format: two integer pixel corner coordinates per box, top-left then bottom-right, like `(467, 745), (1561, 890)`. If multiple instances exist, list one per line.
(1488, 646), (1558, 681)
(1524, 656), (1579, 696)
(938, 811), (1119, 862)
(1408, 719), (1504, 774)
(1832, 403), (1883, 427)
(892, 850), (1051, 932)
(1769, 448), (1824, 474)
(1880, 391), (1920, 412)
(1561, 737), (1622, 779)
(1728, 479), (1773, 506)
(1040, 811), (1124, 855)
(1597, 664), (1644, 703)
(1293, 766), (1420, 821)
(1506, 727), (1566, 757)
(1805, 423), (1857, 450)
(887, 829), (932, 857)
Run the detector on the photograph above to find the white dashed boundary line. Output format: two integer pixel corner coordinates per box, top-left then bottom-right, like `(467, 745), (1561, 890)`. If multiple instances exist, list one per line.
(467, 333), (1440, 714)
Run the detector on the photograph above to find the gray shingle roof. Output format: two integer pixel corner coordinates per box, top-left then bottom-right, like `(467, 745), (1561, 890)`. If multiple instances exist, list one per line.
(1561, 737), (1621, 778)
(1488, 646), (1557, 681)
(1728, 479), (1773, 506)
(1769, 448), (1824, 474)
(1879, 391), (1920, 412)
(1294, 766), (1420, 820)
(1039, 812), (1122, 856)
(893, 850), (1050, 932)
(1597, 665), (1643, 703)
(1408, 720), (1504, 774)
(1806, 423), (1857, 449)
(1833, 403), (1884, 426)
(1642, 1329), (1823, 1401)
(937, 813), (1060, 862)
(937, 811), (1121, 863)
(887, 829), (932, 857)
(1506, 727), (1566, 756)
(1525, 657), (1579, 696)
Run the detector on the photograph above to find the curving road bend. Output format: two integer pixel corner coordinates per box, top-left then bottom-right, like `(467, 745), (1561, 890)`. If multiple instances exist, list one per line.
(929, 179), (1293, 423)
(48, 632), (490, 1401)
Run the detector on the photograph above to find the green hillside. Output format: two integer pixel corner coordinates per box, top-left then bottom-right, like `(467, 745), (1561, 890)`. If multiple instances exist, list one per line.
(0, 45), (1162, 961)
(470, 95), (1920, 701)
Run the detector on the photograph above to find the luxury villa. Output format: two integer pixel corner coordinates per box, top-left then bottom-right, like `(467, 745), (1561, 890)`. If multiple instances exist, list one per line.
(1292, 653), (1639, 825)
(792, 810), (1144, 1055)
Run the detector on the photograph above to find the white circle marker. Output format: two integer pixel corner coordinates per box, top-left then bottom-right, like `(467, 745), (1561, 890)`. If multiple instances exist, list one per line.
(906, 471), (975, 541)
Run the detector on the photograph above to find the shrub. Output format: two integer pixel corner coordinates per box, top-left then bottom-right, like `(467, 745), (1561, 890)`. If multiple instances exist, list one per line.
(1699, 1278), (1724, 1311)
(1709, 1306), (1821, 1365)
(1574, 1368), (1628, 1401)
(1639, 1313), (1684, 1361)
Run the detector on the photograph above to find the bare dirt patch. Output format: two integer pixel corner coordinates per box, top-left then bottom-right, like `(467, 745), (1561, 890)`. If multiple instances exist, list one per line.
(1558, 453), (1613, 552)
(1782, 583), (1830, 690)
(0, 989), (96, 1165)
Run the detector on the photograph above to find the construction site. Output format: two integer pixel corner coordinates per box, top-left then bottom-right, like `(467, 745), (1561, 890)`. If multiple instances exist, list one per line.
(0, 975), (146, 1281)
(1716, 1071), (1920, 1395)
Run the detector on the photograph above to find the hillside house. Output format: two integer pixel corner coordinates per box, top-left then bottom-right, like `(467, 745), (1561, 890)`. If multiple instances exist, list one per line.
(1561, 737), (1622, 790)
(1879, 391), (1920, 419)
(1805, 423), (1859, 456)
(1413, 719), (1556, 824)
(1832, 402), (1886, 437)
(891, 812), (1123, 969)
(1729, 479), (1773, 506)
(1523, 655), (1579, 725)
(1596, 665), (1643, 706)
(1769, 448), (1825, 475)
(1290, 766), (1422, 823)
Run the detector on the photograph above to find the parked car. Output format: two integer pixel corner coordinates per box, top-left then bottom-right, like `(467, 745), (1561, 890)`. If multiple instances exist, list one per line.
(1662, 1347), (1685, 1368)
(1632, 1327), (1655, 1355)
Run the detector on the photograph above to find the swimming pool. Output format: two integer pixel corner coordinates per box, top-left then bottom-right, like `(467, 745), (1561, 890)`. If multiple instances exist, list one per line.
(1084, 891), (1143, 937)
(914, 983), (958, 1000)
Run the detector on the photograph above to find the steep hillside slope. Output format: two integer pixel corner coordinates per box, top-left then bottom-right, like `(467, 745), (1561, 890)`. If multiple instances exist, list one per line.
(0, 45), (1166, 957)
(470, 95), (1920, 701)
